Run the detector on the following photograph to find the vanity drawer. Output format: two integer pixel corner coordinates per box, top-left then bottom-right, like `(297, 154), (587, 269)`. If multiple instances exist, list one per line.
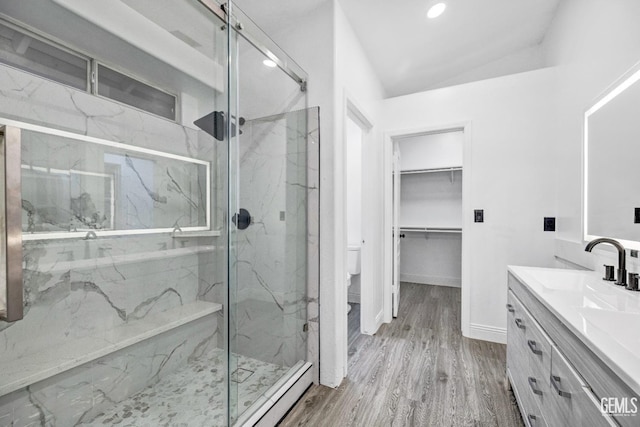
(507, 290), (552, 376)
(524, 310), (553, 376)
(506, 292), (528, 370)
(507, 291), (528, 341)
(548, 346), (618, 427)
(581, 385), (619, 427)
(524, 373), (551, 427)
(508, 368), (548, 427)
(507, 291), (551, 426)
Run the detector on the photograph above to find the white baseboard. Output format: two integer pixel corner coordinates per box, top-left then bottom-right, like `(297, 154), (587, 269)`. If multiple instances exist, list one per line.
(400, 273), (461, 288)
(467, 323), (507, 344)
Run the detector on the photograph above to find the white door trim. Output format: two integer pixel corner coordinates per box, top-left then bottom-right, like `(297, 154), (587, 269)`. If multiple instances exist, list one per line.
(392, 146), (401, 318)
(383, 122), (472, 335)
(341, 91), (379, 378)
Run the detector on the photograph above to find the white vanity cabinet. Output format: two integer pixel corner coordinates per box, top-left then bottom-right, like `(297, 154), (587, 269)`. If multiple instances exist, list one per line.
(507, 269), (638, 427)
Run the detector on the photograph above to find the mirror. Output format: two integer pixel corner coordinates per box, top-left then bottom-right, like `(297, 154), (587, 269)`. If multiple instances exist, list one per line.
(585, 62), (640, 250)
(18, 126), (210, 240)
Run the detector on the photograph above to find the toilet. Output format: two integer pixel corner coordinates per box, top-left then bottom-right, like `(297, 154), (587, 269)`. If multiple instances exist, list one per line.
(348, 245), (361, 276)
(347, 245), (361, 314)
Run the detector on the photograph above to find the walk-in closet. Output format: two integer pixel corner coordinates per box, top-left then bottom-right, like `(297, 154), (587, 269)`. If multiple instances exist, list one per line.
(396, 129), (463, 288)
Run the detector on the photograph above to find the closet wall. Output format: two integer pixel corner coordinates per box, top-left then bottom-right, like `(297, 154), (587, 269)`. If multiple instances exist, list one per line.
(398, 130), (463, 287)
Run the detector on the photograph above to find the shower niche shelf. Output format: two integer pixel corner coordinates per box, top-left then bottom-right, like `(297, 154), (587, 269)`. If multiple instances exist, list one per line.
(36, 245), (216, 274)
(0, 300), (222, 397)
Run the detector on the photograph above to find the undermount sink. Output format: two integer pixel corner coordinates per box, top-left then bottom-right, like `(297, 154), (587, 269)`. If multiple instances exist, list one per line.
(519, 268), (595, 292)
(579, 307), (640, 355)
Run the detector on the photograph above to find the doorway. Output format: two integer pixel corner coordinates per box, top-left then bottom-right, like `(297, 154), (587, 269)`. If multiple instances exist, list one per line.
(346, 114), (364, 358)
(385, 123), (471, 333)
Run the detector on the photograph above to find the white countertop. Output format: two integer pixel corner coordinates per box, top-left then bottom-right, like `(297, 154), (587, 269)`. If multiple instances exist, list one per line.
(508, 265), (640, 395)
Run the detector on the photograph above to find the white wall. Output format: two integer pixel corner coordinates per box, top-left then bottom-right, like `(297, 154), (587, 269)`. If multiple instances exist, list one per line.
(335, 0), (386, 342)
(383, 67), (559, 343)
(542, 0), (640, 271)
(398, 131), (464, 171)
(400, 171), (462, 228)
(267, 0), (385, 387)
(400, 232), (462, 287)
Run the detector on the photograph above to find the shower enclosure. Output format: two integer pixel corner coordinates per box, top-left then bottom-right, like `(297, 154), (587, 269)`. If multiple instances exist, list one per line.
(0, 1), (318, 426)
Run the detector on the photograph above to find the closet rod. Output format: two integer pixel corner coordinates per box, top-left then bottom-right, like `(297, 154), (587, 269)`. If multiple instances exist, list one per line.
(400, 166), (462, 175)
(399, 227), (462, 234)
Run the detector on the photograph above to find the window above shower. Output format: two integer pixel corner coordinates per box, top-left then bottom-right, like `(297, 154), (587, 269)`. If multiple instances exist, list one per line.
(0, 19), (178, 121)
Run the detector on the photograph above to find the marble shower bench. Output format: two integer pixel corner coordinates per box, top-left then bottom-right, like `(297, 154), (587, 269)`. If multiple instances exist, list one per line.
(0, 300), (222, 410)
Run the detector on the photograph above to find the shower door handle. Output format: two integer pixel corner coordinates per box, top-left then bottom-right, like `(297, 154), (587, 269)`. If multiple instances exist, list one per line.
(0, 125), (23, 322)
(232, 208), (251, 230)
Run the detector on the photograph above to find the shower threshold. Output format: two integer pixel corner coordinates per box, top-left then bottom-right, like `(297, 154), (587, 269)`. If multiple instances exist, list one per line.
(82, 348), (290, 426)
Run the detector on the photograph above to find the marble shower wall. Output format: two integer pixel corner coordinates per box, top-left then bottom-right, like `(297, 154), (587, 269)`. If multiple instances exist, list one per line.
(233, 108), (319, 376)
(0, 63), (224, 424)
(0, 314), (218, 426)
(21, 130), (208, 233)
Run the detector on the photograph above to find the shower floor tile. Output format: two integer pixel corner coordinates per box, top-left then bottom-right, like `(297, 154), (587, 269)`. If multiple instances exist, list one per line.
(84, 348), (288, 426)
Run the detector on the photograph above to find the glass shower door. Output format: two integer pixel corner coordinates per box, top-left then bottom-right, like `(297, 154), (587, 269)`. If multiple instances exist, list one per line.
(0, 0), (234, 425)
(226, 7), (311, 423)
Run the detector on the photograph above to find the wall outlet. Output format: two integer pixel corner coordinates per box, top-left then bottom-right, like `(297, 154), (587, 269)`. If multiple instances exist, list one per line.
(474, 209), (484, 223)
(631, 250), (638, 258)
(544, 217), (556, 232)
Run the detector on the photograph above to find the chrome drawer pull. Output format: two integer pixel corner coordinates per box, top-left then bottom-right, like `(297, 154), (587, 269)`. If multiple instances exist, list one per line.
(506, 303), (514, 313)
(515, 318), (525, 329)
(528, 377), (543, 395)
(527, 340), (542, 355)
(550, 375), (572, 398)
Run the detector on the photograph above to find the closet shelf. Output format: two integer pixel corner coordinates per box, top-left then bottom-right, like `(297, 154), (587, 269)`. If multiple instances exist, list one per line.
(0, 300), (222, 397)
(399, 226), (462, 234)
(399, 166), (462, 175)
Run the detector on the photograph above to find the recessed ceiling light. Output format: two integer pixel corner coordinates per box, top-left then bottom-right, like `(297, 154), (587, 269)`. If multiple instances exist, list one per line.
(263, 59), (277, 68)
(427, 2), (446, 19)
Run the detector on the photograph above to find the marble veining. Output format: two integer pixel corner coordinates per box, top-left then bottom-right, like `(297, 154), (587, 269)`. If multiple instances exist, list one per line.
(234, 111), (311, 369)
(19, 130), (208, 235)
(0, 49), (320, 422)
(85, 348), (288, 427)
(0, 302), (221, 397)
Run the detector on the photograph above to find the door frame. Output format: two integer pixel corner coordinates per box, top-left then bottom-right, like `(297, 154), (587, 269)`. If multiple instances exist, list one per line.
(341, 91), (378, 375)
(391, 144), (400, 318)
(383, 121), (472, 334)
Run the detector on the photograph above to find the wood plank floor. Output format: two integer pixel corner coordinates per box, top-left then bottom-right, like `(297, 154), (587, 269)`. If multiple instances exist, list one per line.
(280, 283), (523, 427)
(348, 303), (361, 355)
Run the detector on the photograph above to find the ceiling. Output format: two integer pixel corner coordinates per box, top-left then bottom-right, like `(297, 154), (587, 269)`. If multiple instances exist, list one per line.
(236, 0), (562, 98)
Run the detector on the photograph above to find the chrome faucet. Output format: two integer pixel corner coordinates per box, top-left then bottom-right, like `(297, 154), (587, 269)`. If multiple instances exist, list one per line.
(585, 238), (626, 286)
